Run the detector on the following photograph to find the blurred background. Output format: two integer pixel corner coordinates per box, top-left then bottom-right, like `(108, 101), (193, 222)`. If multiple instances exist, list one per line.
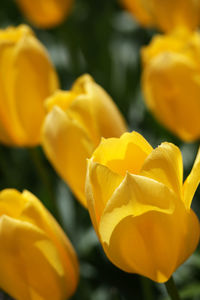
(0, 0), (200, 299)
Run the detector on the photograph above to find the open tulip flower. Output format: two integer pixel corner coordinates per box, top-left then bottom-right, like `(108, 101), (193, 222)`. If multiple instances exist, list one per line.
(0, 25), (59, 146)
(0, 189), (79, 300)
(86, 131), (200, 283)
(42, 74), (127, 207)
(141, 29), (200, 142)
(121, 0), (200, 32)
(15, 0), (74, 28)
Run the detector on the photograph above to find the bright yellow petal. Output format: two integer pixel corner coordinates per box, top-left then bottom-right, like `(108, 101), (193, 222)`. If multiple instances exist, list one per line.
(102, 206), (199, 283)
(0, 25), (58, 146)
(83, 75), (127, 139)
(42, 106), (94, 207)
(45, 88), (100, 146)
(0, 215), (67, 300)
(0, 25), (33, 42)
(175, 209), (200, 268)
(145, 0), (200, 32)
(141, 142), (183, 196)
(13, 34), (59, 145)
(99, 172), (176, 246)
(0, 41), (26, 145)
(141, 30), (190, 67)
(45, 90), (78, 113)
(183, 147), (200, 208)
(92, 131), (153, 176)
(71, 74), (93, 94)
(72, 74), (127, 139)
(0, 189), (79, 299)
(0, 189), (25, 217)
(86, 159), (123, 233)
(21, 190), (79, 295)
(67, 95), (100, 146)
(121, 0), (200, 32)
(142, 50), (200, 142)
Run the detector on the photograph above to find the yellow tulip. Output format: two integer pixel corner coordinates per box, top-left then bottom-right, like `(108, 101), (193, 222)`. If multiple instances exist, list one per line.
(0, 189), (79, 300)
(0, 25), (59, 146)
(121, 0), (200, 32)
(42, 74), (127, 207)
(141, 29), (200, 142)
(86, 131), (200, 283)
(15, 0), (73, 28)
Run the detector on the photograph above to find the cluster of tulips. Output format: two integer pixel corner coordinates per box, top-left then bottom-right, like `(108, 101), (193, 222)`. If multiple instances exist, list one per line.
(0, 0), (200, 299)
(123, 0), (200, 142)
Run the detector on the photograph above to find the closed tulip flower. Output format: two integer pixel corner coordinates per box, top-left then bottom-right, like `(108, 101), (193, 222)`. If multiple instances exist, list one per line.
(141, 29), (200, 142)
(0, 189), (79, 300)
(121, 0), (200, 32)
(0, 25), (59, 146)
(42, 74), (127, 207)
(15, 0), (73, 28)
(86, 131), (200, 283)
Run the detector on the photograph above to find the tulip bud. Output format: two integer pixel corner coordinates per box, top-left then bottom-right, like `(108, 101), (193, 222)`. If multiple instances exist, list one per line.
(0, 189), (79, 300)
(15, 0), (73, 28)
(141, 29), (200, 142)
(42, 74), (127, 207)
(0, 25), (59, 146)
(86, 131), (200, 283)
(121, 0), (200, 32)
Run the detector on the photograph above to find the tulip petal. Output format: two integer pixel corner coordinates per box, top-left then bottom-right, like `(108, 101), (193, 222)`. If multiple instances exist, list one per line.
(0, 189), (25, 217)
(146, 0), (200, 32)
(42, 106), (94, 207)
(122, 0), (200, 32)
(83, 75), (127, 139)
(21, 190), (79, 292)
(175, 209), (200, 268)
(45, 90), (77, 113)
(0, 189), (79, 299)
(0, 25), (58, 146)
(0, 215), (68, 300)
(141, 142), (183, 196)
(13, 35), (58, 145)
(99, 172), (176, 246)
(93, 131), (153, 176)
(72, 74), (127, 140)
(45, 89), (100, 146)
(67, 96), (100, 146)
(101, 206), (199, 283)
(86, 160), (123, 233)
(0, 42), (26, 145)
(142, 51), (200, 142)
(15, 0), (73, 28)
(183, 147), (200, 208)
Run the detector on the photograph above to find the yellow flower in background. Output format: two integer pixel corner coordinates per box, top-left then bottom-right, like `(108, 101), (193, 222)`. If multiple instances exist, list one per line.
(121, 0), (200, 32)
(42, 74), (127, 207)
(15, 0), (74, 28)
(141, 29), (200, 142)
(86, 131), (200, 283)
(0, 189), (79, 300)
(0, 25), (59, 146)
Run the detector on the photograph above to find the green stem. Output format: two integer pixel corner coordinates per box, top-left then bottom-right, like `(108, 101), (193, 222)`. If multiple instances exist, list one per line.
(164, 276), (181, 300)
(28, 147), (60, 223)
(0, 146), (15, 186)
(141, 277), (154, 300)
